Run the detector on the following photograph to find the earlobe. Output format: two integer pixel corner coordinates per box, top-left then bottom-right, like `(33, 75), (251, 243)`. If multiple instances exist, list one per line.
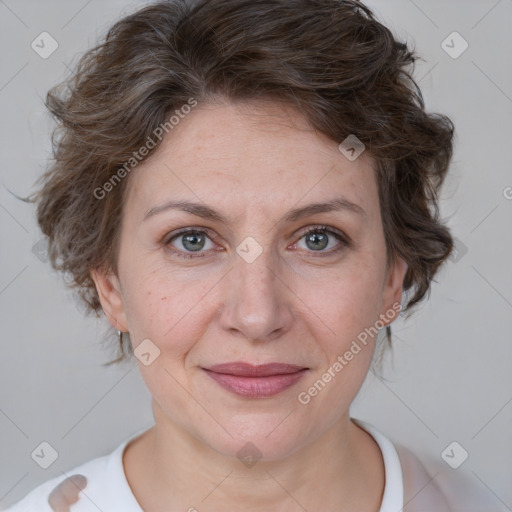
(90, 267), (128, 332)
(390, 256), (408, 304)
(381, 256), (408, 323)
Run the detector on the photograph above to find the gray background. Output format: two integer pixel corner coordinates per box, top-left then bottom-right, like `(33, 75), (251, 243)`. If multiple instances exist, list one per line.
(1, 0), (511, 509)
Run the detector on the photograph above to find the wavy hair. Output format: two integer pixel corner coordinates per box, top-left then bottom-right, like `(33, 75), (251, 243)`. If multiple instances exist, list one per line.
(24, 0), (455, 364)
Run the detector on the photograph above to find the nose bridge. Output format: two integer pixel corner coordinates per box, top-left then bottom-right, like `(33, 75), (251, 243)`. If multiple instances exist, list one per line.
(221, 238), (293, 341)
(237, 243), (279, 299)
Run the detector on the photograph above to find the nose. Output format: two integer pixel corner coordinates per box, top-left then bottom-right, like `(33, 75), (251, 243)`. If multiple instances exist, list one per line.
(219, 242), (294, 343)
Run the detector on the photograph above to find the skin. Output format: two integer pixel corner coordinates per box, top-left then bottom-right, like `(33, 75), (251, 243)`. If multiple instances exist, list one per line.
(92, 98), (408, 512)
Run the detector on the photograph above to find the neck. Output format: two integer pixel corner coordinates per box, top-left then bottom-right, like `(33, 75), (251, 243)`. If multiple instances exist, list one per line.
(123, 403), (385, 512)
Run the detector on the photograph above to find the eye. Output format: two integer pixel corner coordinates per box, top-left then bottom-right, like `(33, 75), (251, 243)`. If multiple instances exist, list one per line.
(165, 228), (217, 259)
(164, 225), (350, 260)
(294, 225), (350, 255)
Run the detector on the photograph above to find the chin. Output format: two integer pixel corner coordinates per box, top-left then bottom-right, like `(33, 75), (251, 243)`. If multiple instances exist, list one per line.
(196, 413), (314, 463)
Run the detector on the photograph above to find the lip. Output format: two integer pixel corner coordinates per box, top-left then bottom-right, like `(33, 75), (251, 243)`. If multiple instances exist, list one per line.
(207, 362), (307, 376)
(202, 362), (308, 398)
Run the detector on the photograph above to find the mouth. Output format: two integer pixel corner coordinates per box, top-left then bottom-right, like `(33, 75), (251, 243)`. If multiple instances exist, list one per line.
(202, 362), (309, 398)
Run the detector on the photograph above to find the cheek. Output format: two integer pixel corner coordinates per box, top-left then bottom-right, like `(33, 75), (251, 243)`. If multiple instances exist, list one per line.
(293, 260), (386, 403)
(120, 269), (205, 404)
(120, 261), (214, 352)
(295, 269), (382, 414)
(299, 259), (385, 338)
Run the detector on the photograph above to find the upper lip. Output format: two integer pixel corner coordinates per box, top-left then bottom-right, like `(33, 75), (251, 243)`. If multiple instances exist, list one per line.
(204, 362), (308, 377)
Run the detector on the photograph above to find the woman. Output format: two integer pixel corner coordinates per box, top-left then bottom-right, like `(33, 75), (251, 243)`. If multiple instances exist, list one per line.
(5, 0), (497, 510)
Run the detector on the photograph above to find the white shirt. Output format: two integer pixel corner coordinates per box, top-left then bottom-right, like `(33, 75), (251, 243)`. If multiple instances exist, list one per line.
(2, 418), (504, 511)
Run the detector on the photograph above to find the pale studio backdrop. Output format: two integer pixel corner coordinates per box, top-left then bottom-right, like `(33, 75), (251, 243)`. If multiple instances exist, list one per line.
(1, 0), (511, 509)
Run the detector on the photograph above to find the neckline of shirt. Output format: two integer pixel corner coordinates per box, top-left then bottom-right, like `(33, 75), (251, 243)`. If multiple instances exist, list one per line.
(108, 418), (404, 511)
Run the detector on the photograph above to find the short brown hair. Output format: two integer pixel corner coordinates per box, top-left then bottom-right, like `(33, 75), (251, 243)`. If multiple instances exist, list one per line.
(25, 0), (455, 363)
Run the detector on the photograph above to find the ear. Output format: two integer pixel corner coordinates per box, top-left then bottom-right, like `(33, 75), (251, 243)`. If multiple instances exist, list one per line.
(380, 256), (408, 326)
(90, 267), (129, 332)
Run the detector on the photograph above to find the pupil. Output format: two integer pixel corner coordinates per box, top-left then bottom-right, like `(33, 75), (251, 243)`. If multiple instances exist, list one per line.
(183, 232), (205, 251)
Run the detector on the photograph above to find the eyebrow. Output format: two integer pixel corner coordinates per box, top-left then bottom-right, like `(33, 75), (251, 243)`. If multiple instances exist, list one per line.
(142, 197), (366, 224)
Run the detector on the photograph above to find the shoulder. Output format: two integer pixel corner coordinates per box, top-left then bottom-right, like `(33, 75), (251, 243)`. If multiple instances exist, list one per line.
(3, 438), (135, 512)
(395, 443), (507, 512)
(394, 443), (451, 511)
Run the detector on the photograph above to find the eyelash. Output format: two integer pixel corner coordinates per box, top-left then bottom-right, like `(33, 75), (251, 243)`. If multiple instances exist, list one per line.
(163, 225), (351, 260)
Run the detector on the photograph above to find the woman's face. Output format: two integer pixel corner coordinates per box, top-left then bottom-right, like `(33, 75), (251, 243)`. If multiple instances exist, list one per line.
(93, 99), (407, 460)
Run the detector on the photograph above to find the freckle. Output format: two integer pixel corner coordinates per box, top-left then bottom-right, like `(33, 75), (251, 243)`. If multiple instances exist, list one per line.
(161, 296), (167, 301)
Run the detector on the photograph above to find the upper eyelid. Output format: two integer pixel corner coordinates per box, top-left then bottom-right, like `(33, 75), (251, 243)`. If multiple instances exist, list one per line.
(165, 226), (218, 243)
(295, 225), (347, 239)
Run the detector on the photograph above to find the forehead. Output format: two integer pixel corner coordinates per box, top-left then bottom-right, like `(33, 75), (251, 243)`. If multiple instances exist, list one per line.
(124, 100), (378, 222)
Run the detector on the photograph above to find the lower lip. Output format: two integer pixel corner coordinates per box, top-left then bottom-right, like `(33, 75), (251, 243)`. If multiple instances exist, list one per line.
(203, 369), (308, 398)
